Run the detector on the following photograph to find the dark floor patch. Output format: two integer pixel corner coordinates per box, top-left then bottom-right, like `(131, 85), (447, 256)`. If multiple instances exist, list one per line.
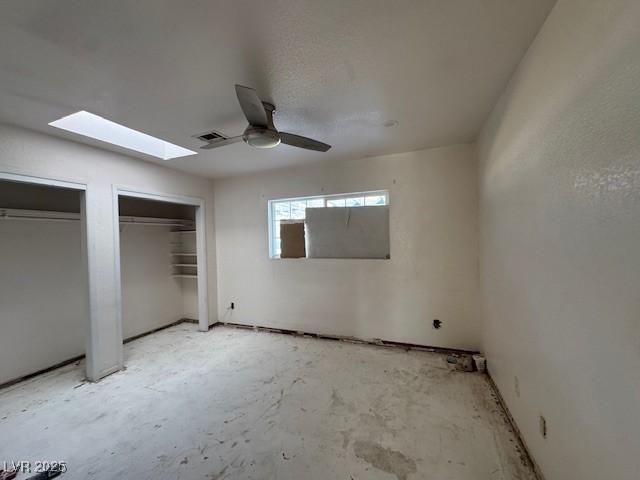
(330, 389), (345, 409)
(340, 429), (354, 449)
(353, 440), (416, 480)
(330, 389), (356, 413)
(209, 465), (228, 479)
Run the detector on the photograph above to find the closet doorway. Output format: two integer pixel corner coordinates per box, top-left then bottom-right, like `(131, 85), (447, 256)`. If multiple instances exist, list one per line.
(0, 174), (89, 386)
(113, 188), (209, 350)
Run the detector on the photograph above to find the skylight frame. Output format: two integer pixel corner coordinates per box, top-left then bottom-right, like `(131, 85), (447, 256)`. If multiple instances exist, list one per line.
(49, 111), (197, 160)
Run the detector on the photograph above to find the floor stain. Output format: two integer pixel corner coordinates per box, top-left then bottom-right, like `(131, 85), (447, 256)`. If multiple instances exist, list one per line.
(93, 412), (107, 422)
(330, 389), (345, 409)
(353, 440), (416, 480)
(330, 389), (356, 413)
(209, 465), (228, 479)
(340, 428), (355, 449)
(274, 389), (285, 409)
(359, 410), (395, 433)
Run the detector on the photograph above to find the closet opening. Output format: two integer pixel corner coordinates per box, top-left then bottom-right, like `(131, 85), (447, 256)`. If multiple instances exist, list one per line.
(114, 190), (208, 354)
(0, 178), (87, 386)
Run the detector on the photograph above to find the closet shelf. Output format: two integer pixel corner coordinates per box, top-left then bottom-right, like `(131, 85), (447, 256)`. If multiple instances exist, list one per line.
(172, 264), (197, 267)
(120, 216), (194, 228)
(173, 274), (198, 278)
(171, 252), (197, 256)
(171, 230), (196, 233)
(0, 208), (195, 228)
(1, 208), (78, 222)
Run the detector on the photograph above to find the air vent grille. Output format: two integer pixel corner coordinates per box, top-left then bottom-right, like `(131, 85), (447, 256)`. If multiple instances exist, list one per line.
(193, 130), (227, 142)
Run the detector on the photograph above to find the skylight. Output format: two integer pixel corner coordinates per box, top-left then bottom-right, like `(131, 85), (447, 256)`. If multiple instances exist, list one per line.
(49, 111), (196, 160)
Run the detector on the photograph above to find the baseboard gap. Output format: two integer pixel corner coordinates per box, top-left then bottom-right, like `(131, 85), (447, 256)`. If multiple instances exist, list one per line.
(213, 321), (479, 356)
(0, 354), (86, 392)
(486, 369), (546, 480)
(123, 318), (193, 344)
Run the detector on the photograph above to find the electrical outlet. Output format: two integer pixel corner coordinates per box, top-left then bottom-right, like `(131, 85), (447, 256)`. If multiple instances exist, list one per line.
(539, 415), (547, 438)
(433, 319), (442, 329)
(514, 376), (520, 397)
(230, 302), (235, 310)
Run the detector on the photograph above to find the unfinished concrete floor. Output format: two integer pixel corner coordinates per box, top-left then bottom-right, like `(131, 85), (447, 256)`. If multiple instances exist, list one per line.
(0, 325), (535, 480)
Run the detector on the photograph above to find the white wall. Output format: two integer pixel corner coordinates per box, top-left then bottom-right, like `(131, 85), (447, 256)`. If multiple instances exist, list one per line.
(477, 1), (640, 479)
(215, 144), (480, 351)
(0, 122), (217, 380)
(0, 220), (189, 385)
(0, 220), (86, 384)
(120, 225), (185, 340)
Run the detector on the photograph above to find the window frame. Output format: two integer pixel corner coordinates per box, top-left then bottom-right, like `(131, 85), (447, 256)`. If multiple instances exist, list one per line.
(267, 190), (389, 259)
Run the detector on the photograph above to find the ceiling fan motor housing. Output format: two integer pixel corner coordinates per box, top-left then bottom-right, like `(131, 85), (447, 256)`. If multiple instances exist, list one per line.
(242, 126), (281, 149)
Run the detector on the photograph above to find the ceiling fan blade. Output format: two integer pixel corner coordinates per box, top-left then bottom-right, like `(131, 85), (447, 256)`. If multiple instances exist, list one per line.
(200, 136), (243, 149)
(235, 85), (268, 127)
(279, 132), (331, 152)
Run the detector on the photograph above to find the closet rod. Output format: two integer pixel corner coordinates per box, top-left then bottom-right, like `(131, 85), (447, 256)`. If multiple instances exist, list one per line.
(120, 216), (195, 228)
(0, 208), (78, 222)
(0, 208), (194, 227)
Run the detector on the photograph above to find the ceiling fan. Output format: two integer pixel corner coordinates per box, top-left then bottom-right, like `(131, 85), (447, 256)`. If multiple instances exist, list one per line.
(196, 85), (331, 152)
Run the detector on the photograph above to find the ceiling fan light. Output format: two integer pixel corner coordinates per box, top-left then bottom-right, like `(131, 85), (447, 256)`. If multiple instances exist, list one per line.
(243, 127), (281, 149)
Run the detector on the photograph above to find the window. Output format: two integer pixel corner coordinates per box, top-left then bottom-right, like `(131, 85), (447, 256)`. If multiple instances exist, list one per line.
(268, 190), (389, 258)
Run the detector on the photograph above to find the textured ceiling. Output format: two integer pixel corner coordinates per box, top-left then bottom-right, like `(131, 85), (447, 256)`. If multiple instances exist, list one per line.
(0, 0), (556, 178)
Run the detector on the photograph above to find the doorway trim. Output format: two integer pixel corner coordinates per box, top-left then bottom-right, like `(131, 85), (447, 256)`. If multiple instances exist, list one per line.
(0, 171), (87, 191)
(112, 185), (210, 334)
